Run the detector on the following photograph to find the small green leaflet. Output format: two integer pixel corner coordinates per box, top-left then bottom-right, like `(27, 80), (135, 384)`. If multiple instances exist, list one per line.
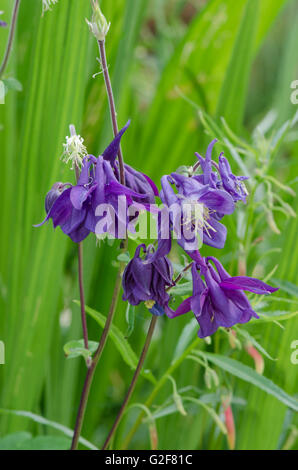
(201, 353), (298, 411)
(63, 339), (98, 360)
(125, 304), (135, 338)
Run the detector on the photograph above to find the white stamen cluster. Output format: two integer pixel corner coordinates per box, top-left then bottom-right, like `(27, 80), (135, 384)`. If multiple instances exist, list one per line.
(181, 198), (216, 237)
(42, 0), (58, 16)
(61, 134), (87, 170)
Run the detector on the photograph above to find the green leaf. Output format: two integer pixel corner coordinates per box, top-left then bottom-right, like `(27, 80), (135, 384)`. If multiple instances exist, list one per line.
(271, 279), (298, 297)
(19, 436), (71, 450)
(256, 310), (298, 324)
(0, 409), (98, 450)
(117, 252), (131, 263)
(201, 353), (298, 412)
(170, 281), (193, 297)
(75, 301), (156, 384)
(2, 77), (23, 93)
(125, 303), (135, 338)
(216, 0), (259, 131)
(235, 327), (276, 360)
(63, 339), (98, 360)
(0, 432), (32, 450)
(173, 319), (198, 361)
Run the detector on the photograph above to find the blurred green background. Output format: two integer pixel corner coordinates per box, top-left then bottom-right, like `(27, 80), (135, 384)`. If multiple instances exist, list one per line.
(0, 0), (297, 450)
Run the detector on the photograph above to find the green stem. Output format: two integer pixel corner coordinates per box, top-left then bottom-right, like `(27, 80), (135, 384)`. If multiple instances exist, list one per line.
(121, 337), (200, 449)
(102, 316), (157, 450)
(70, 265), (124, 450)
(0, 0), (21, 78)
(97, 39), (125, 185)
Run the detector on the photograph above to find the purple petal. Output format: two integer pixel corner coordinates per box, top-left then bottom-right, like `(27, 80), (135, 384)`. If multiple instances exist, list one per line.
(199, 188), (235, 215)
(220, 277), (279, 295)
(173, 297), (192, 317)
(105, 180), (146, 199)
(203, 217), (227, 249)
(102, 120), (130, 165)
(142, 172), (159, 196)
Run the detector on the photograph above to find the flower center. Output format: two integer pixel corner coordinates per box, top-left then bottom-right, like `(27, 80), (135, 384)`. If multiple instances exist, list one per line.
(181, 197), (216, 237)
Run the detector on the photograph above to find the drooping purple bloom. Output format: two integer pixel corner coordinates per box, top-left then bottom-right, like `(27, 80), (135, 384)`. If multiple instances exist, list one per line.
(159, 173), (234, 251)
(122, 243), (174, 316)
(35, 123), (155, 242)
(194, 139), (249, 203)
(171, 256), (278, 338)
(218, 155), (249, 203)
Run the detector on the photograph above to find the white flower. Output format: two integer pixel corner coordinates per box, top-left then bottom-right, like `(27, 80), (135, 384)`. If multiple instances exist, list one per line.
(61, 134), (88, 170)
(42, 0), (59, 16)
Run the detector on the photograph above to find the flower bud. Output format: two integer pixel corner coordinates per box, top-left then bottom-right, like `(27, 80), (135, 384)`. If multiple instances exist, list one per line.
(149, 422), (158, 450)
(222, 395), (235, 450)
(45, 182), (65, 213)
(86, 0), (110, 41)
(245, 342), (264, 375)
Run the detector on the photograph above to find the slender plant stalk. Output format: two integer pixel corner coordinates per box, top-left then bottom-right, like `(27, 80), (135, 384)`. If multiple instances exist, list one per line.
(121, 337), (200, 449)
(69, 124), (89, 351)
(0, 0), (21, 78)
(98, 39), (125, 185)
(77, 243), (89, 350)
(71, 23), (128, 452)
(70, 267), (124, 450)
(168, 262), (193, 289)
(102, 315), (158, 450)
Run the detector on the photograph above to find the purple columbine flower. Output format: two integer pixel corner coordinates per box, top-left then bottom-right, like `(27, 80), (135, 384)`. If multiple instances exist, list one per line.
(122, 243), (174, 316)
(218, 155), (249, 203)
(35, 123), (153, 242)
(172, 255), (278, 338)
(194, 139), (249, 203)
(159, 173), (234, 251)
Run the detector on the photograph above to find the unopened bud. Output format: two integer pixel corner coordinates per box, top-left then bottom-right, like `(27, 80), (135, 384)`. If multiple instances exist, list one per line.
(245, 342), (264, 375)
(266, 210), (281, 235)
(228, 330), (241, 350)
(86, 0), (110, 41)
(222, 395), (235, 450)
(149, 422), (158, 450)
(45, 182), (65, 213)
(173, 392), (187, 416)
